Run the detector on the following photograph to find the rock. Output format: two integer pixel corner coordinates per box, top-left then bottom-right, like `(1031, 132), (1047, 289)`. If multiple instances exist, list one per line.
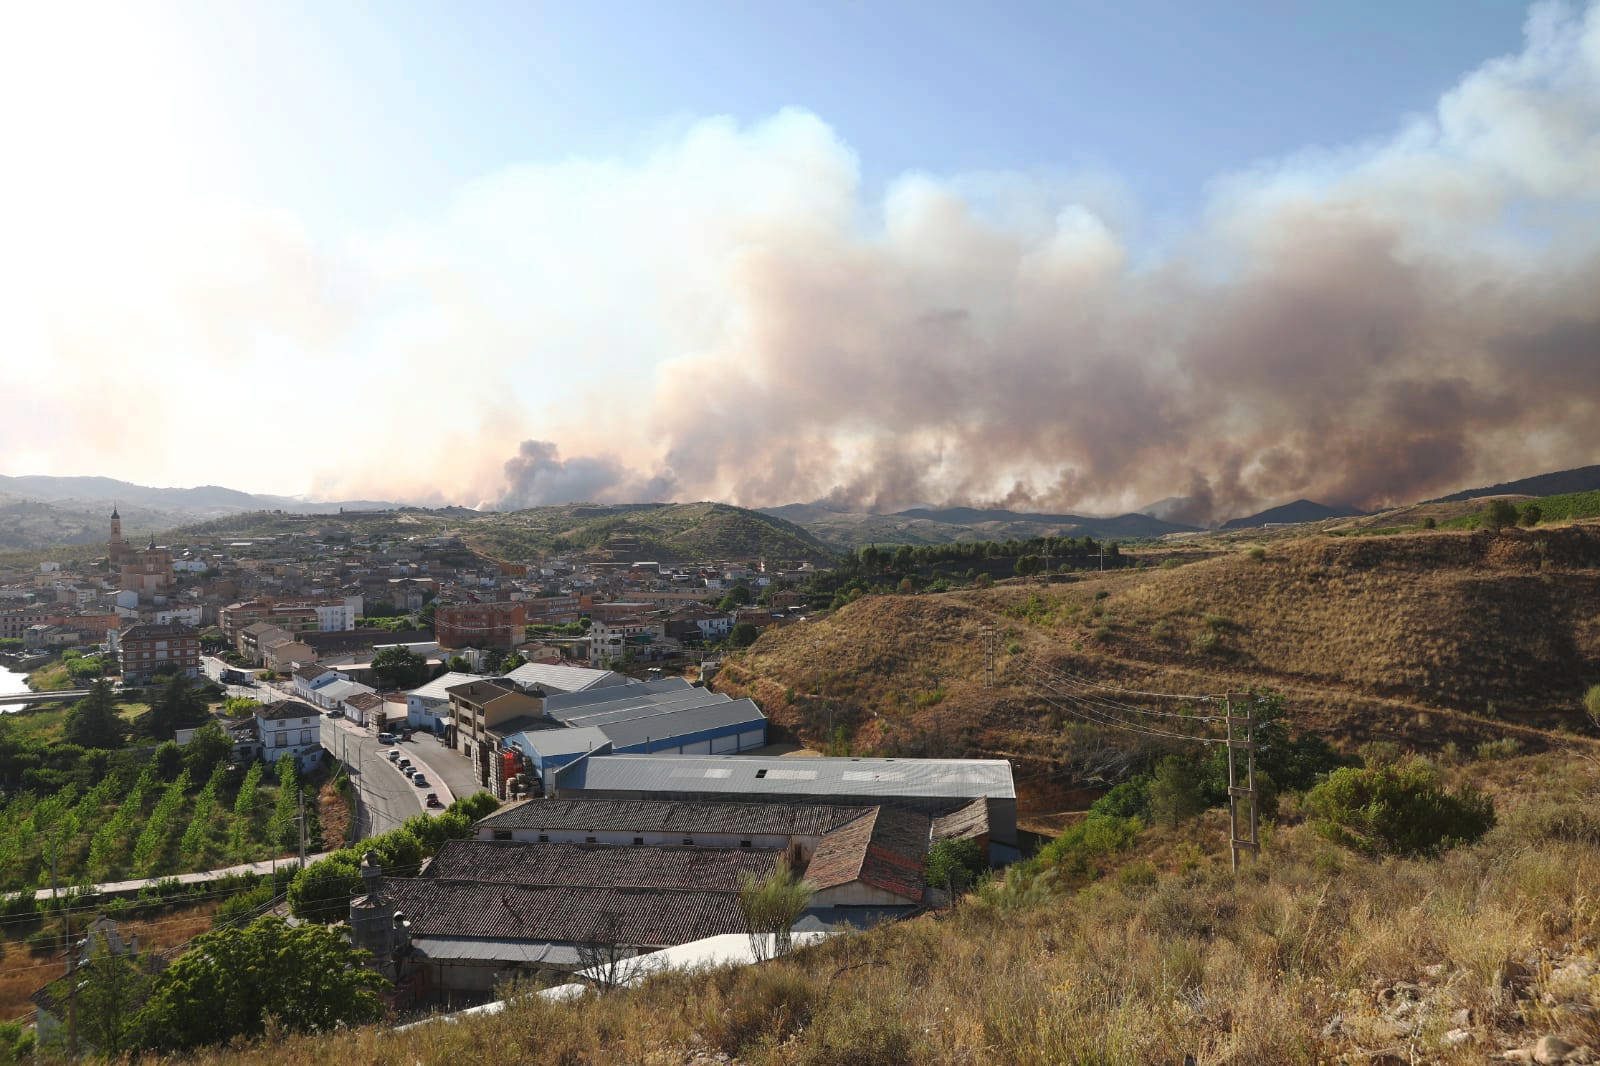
(1452, 1008), (1473, 1028)
(1535, 1035), (1577, 1064)
(1424, 963), (1448, 979)
(1444, 1028), (1473, 1047)
(1322, 1014), (1344, 1038)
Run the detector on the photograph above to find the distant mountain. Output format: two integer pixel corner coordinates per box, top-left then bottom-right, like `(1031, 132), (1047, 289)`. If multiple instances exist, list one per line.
(1220, 499), (1364, 530)
(760, 502), (1199, 548)
(1428, 464), (1600, 504)
(0, 474), (403, 551)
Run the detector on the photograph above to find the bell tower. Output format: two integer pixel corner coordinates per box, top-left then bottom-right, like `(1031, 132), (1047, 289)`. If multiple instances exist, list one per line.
(109, 504), (128, 566)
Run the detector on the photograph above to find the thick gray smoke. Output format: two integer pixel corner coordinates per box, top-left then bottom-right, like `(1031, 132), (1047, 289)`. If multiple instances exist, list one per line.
(494, 3), (1600, 522)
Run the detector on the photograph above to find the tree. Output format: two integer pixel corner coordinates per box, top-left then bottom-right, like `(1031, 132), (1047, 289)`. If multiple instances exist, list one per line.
(1585, 684), (1600, 732)
(1014, 555), (1043, 577)
(737, 858), (814, 961)
(1483, 498), (1519, 531)
(1520, 503), (1543, 527)
(64, 680), (124, 750)
(925, 838), (986, 897)
(575, 915), (655, 991)
(371, 646), (429, 690)
(447, 655), (470, 673)
(141, 674), (208, 739)
(728, 622), (760, 649)
(183, 722), (233, 780)
(1146, 755), (1206, 828)
(74, 929), (156, 1056)
(287, 855), (363, 923)
(131, 916), (387, 1053)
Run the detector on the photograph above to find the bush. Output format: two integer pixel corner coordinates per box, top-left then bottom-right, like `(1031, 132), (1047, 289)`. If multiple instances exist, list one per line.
(1482, 498), (1519, 531)
(925, 838), (986, 895)
(1305, 758), (1495, 857)
(1031, 814), (1142, 886)
(1585, 684), (1600, 730)
(1519, 503), (1543, 526)
(1089, 777), (1151, 820)
(1474, 737), (1522, 761)
(1146, 755), (1206, 828)
(1247, 546), (1266, 561)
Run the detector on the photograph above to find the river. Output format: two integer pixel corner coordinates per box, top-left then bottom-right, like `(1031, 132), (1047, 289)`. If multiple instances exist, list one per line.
(0, 660), (30, 714)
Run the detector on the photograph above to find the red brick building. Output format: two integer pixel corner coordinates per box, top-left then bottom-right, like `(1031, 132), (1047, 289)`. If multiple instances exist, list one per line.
(435, 602), (527, 650)
(119, 622), (200, 685)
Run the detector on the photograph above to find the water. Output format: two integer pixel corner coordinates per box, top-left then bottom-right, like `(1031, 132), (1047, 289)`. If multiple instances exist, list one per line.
(0, 661), (29, 714)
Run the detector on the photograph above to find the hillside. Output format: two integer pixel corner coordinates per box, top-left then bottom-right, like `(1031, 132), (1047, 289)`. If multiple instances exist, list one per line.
(765, 502), (1197, 548)
(1429, 463), (1600, 503)
(714, 523), (1600, 819)
(1219, 498), (1363, 530)
(164, 502), (838, 565)
(0, 494), (180, 550)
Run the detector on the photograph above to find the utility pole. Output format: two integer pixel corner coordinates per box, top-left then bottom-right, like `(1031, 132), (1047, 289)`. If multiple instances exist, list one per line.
(982, 625), (996, 688)
(1224, 695), (1260, 871)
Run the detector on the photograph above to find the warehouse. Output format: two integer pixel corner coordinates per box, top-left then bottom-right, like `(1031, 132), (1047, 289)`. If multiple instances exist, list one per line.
(551, 753), (1018, 851)
(543, 682), (768, 756)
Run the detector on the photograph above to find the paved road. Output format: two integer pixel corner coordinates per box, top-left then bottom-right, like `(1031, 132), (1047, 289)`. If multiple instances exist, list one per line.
(406, 731), (487, 802)
(322, 716), (424, 835)
(32, 852), (334, 902)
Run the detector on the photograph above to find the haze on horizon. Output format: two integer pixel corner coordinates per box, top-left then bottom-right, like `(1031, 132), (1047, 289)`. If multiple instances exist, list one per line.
(2, 1), (1598, 524)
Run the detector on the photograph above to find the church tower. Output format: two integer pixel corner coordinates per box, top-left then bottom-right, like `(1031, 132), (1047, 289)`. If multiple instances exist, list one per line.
(109, 505), (128, 566)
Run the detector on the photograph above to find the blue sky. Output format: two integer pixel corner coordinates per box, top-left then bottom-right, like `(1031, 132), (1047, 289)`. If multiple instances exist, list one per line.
(196, 0), (1529, 233)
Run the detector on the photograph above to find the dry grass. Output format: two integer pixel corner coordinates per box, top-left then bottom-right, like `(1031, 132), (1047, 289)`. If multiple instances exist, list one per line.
(716, 523), (1600, 818)
(166, 753), (1600, 1066)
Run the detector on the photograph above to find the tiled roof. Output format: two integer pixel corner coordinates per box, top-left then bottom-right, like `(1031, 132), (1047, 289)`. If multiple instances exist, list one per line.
(292, 664), (332, 682)
(121, 622), (198, 641)
(423, 839), (777, 891)
(476, 798), (873, 837)
(804, 807), (928, 903)
(556, 754), (1017, 801)
(257, 699), (320, 722)
(375, 879), (748, 947)
(930, 798), (991, 841)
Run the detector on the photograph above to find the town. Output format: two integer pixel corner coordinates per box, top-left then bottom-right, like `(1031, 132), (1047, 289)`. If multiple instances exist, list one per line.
(0, 509), (1017, 1050)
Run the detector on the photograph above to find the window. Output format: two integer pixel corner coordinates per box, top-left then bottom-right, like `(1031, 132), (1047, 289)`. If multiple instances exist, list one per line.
(585, 835), (596, 844)
(740, 839), (752, 848)
(493, 830), (512, 842)
(537, 834), (549, 843)
(755, 768), (767, 779)
(632, 837), (644, 846)
(682, 837), (694, 846)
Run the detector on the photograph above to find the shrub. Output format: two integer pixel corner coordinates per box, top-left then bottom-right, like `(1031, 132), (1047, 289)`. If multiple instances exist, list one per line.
(1305, 758), (1495, 857)
(1421, 516), (1437, 529)
(1032, 814), (1141, 885)
(925, 838), (986, 895)
(1519, 503), (1542, 526)
(1482, 498), (1519, 531)
(1090, 777), (1151, 820)
(1585, 684), (1600, 730)
(1247, 546), (1266, 561)
(1474, 737), (1522, 761)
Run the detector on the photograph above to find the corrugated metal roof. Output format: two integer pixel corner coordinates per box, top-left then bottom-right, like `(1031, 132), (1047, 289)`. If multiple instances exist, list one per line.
(552, 687), (732, 727)
(594, 698), (767, 751)
(506, 725), (613, 760)
(557, 754), (1016, 800)
(406, 671), (485, 702)
(505, 663), (630, 695)
(410, 936), (581, 965)
(543, 676), (689, 714)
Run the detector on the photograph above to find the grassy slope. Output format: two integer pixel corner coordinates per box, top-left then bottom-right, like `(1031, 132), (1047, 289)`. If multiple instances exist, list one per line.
(1441, 490), (1600, 530)
(714, 524), (1600, 816)
(185, 752), (1600, 1065)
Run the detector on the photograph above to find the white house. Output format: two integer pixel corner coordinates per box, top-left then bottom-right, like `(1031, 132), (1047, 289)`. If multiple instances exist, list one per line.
(405, 670), (484, 733)
(254, 700), (323, 770)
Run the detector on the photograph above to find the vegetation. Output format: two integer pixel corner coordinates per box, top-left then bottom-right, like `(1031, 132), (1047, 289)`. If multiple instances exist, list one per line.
(62, 680), (124, 750)
(924, 837), (986, 894)
(1305, 757), (1496, 857)
(737, 858), (815, 961)
(131, 916), (386, 1054)
(370, 645), (430, 689)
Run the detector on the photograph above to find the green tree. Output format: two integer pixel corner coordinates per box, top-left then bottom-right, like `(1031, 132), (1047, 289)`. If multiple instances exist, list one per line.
(74, 931), (155, 1056)
(1014, 555), (1043, 577)
(1519, 502), (1543, 526)
(1482, 498), (1520, 531)
(63, 680), (124, 750)
(728, 622), (760, 649)
(371, 645), (429, 689)
(1146, 754), (1206, 828)
(183, 721), (233, 780)
(1584, 684), (1600, 731)
(141, 674), (209, 739)
(286, 855), (363, 923)
(131, 916), (386, 1053)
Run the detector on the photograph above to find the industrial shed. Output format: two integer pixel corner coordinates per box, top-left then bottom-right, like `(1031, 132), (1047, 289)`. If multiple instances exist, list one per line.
(544, 683), (769, 756)
(552, 754), (1019, 849)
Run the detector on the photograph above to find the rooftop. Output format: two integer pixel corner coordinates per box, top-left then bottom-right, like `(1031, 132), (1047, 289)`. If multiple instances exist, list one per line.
(504, 661), (629, 695)
(476, 797), (873, 837)
(257, 699), (321, 722)
(423, 838), (778, 891)
(554, 754), (1017, 801)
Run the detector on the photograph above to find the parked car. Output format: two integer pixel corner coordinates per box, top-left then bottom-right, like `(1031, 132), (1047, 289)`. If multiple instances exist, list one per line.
(385, 750), (401, 763)
(412, 774), (429, 788)
(397, 758), (412, 770)
(377, 733), (396, 745)
(325, 710), (341, 719)
(425, 793), (442, 808)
